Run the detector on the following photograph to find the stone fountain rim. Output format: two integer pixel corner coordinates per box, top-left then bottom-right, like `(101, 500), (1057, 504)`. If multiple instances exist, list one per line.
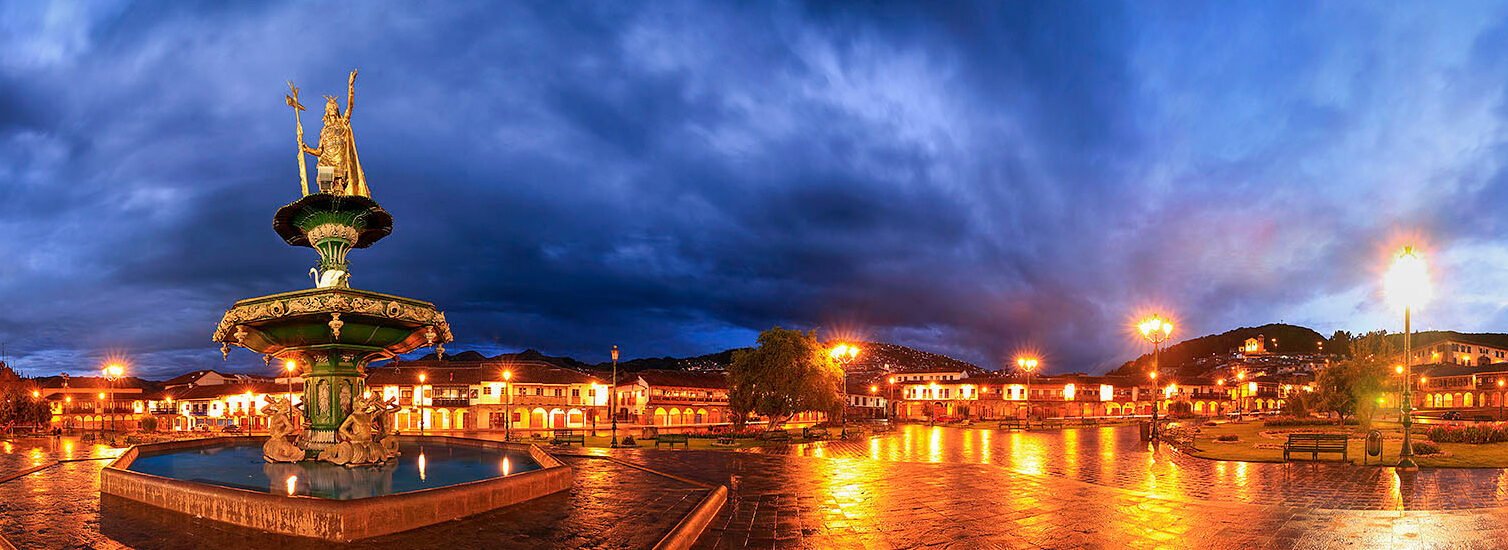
(100, 435), (572, 542)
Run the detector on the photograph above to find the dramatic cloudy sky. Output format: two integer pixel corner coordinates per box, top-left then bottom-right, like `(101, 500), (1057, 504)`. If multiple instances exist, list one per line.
(4, 2), (1508, 379)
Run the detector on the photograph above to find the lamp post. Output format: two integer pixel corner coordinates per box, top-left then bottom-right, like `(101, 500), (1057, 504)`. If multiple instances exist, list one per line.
(103, 363), (123, 432)
(1216, 379), (1225, 417)
(610, 345), (619, 447)
(1138, 316), (1173, 434)
(886, 377), (896, 422)
(829, 344), (860, 426)
(245, 391), (255, 433)
(1236, 371), (1247, 421)
(1387, 246), (1430, 471)
(418, 373), (427, 436)
(1016, 357), (1038, 421)
(1498, 379), (1504, 421)
(284, 360), (298, 410)
(503, 370), (513, 442)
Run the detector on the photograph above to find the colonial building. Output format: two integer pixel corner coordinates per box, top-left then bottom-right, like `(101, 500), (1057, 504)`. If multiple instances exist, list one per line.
(38, 375), (151, 431)
(1414, 362), (1508, 411)
(1403, 334), (1508, 367)
(844, 379), (888, 420)
(614, 370), (734, 427)
(366, 355), (610, 433)
(890, 371), (1241, 421)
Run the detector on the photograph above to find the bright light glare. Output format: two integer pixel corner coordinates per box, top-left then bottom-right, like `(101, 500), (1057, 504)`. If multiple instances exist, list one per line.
(1385, 246), (1431, 311)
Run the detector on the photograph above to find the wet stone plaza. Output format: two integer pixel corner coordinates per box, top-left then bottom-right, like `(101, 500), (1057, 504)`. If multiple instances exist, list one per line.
(7, 426), (1508, 548)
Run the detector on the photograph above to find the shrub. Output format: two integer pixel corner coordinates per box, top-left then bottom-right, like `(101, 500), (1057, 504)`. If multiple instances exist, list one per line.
(139, 416), (158, 432)
(1203, 421), (1219, 427)
(621, 436), (636, 446)
(1411, 441), (1441, 455)
(1425, 424), (1508, 444)
(1215, 434), (1239, 442)
(1263, 416), (1358, 427)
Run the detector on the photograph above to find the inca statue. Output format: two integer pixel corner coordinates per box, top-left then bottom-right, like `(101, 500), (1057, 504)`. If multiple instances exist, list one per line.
(287, 69), (369, 197)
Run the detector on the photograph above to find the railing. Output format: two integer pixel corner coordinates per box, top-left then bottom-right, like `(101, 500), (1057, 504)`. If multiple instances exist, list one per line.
(432, 397), (471, 407)
(150, 407), (178, 415)
(57, 406), (136, 415)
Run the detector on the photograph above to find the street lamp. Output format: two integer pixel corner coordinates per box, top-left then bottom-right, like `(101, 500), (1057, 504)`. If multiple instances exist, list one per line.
(1138, 315), (1173, 433)
(1216, 379), (1225, 416)
(1016, 357), (1038, 421)
(1387, 246), (1430, 471)
(1236, 371), (1247, 421)
(284, 360), (298, 412)
(886, 377), (896, 422)
(610, 345), (620, 447)
(503, 370), (513, 442)
(1498, 379), (1504, 421)
(830, 344), (860, 426)
(103, 363), (124, 432)
(418, 373), (427, 436)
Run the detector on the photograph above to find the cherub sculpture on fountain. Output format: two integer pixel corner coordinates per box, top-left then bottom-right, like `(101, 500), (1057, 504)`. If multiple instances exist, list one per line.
(260, 396), (307, 463)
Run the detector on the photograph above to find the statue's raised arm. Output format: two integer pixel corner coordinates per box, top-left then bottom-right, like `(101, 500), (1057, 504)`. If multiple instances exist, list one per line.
(345, 69), (357, 122)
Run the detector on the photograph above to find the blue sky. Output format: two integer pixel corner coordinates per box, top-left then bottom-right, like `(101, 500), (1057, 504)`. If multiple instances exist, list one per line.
(3, 2), (1508, 379)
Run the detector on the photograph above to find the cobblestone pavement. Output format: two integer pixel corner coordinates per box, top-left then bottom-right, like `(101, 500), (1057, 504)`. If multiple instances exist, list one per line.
(0, 437), (704, 549)
(748, 424), (1508, 510)
(569, 425), (1508, 548)
(12, 427), (1508, 549)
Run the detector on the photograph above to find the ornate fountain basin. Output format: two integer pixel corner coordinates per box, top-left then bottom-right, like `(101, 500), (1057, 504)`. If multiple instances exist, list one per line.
(213, 287), (452, 360)
(100, 436), (571, 542)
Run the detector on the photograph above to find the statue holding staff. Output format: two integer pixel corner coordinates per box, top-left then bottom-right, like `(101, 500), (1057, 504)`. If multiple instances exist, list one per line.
(287, 69), (368, 197)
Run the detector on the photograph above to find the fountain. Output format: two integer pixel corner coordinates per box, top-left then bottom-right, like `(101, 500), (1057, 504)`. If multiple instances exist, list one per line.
(99, 71), (571, 542)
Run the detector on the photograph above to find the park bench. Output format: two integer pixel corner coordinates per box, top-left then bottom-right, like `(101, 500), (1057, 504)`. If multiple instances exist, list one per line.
(1079, 417), (1099, 427)
(640, 427), (659, 440)
(803, 426), (830, 440)
(840, 427), (864, 440)
(758, 429), (790, 442)
(655, 433), (689, 448)
(1038, 418), (1065, 430)
(997, 419), (1025, 430)
(1283, 433), (1348, 462)
(550, 429), (584, 447)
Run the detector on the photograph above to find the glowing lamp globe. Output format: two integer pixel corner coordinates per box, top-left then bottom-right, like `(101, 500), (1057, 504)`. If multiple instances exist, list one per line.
(1385, 246), (1431, 311)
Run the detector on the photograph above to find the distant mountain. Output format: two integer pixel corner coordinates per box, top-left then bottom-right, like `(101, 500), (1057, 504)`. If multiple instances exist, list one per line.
(1110, 323), (1326, 376)
(413, 349), (594, 371)
(839, 342), (988, 375)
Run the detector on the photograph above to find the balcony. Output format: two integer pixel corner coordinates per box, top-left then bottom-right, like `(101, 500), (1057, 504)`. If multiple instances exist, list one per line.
(432, 397), (472, 407)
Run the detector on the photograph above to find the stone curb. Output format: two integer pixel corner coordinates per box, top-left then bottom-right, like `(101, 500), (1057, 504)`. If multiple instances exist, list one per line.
(652, 484), (728, 550)
(0, 462), (57, 485)
(0, 532), (15, 550)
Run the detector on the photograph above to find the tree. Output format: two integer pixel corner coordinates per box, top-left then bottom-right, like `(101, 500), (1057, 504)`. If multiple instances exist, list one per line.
(0, 364), (50, 432)
(728, 327), (844, 429)
(1327, 330), (1354, 358)
(1313, 331), (1393, 428)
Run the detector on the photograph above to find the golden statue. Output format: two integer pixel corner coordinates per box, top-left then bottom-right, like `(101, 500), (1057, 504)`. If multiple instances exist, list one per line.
(286, 69), (369, 197)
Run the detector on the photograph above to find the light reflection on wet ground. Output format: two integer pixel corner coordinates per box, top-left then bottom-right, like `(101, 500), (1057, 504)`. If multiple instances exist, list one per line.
(754, 424), (1508, 510)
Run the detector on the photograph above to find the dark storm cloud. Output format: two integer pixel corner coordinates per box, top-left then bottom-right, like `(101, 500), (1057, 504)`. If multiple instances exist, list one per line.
(6, 2), (1508, 379)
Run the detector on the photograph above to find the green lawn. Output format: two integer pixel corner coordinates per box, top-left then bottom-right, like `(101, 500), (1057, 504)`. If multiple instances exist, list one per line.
(1182, 419), (1508, 468)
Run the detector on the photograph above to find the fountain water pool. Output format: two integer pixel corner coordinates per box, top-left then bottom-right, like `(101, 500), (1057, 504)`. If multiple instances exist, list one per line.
(125, 439), (542, 500)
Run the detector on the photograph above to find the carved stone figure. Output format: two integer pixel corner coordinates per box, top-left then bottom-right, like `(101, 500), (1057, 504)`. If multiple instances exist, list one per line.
(260, 396), (306, 463)
(318, 393), (400, 466)
(370, 396), (402, 459)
